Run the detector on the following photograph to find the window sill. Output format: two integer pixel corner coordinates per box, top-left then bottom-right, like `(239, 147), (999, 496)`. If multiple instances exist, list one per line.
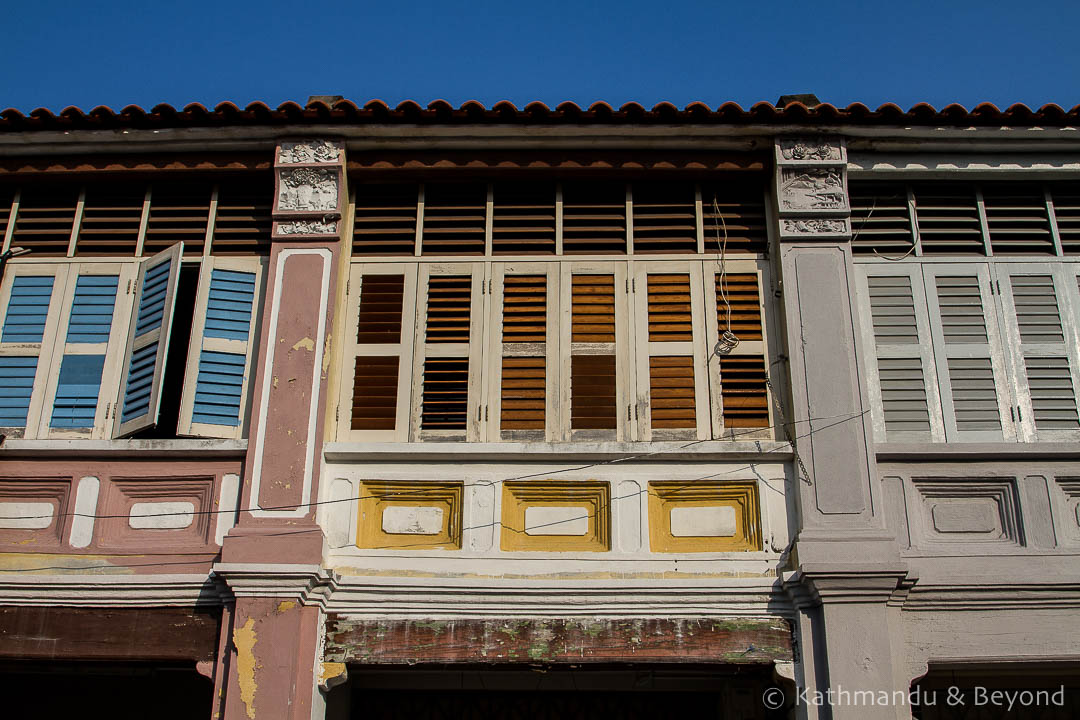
(324, 440), (792, 463)
(0, 438), (248, 458)
(876, 442), (1080, 462)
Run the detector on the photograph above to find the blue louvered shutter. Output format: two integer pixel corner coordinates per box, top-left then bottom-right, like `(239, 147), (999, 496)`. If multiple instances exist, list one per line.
(178, 257), (264, 438)
(0, 267), (63, 431)
(113, 243), (183, 437)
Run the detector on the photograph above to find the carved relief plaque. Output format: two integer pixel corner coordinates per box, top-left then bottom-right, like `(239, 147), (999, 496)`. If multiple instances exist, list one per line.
(778, 138), (844, 163)
(779, 168), (848, 212)
(278, 139), (342, 164)
(277, 168), (339, 213)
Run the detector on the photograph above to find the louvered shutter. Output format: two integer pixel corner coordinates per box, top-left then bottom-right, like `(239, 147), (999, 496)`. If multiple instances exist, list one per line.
(486, 263), (559, 440)
(632, 261), (709, 440)
(411, 263), (486, 440)
(113, 243), (184, 437)
(854, 265), (943, 442)
(339, 263), (417, 441)
(922, 263), (1015, 442)
(913, 184), (987, 255)
(994, 263), (1080, 441)
(561, 263), (631, 440)
(177, 257), (265, 438)
(0, 264), (66, 433)
(41, 263), (134, 438)
(703, 259), (773, 438)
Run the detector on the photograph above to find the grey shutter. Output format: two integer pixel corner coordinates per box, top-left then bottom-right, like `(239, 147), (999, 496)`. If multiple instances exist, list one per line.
(113, 242), (183, 437)
(995, 263), (1080, 441)
(854, 264), (943, 442)
(922, 263), (1015, 442)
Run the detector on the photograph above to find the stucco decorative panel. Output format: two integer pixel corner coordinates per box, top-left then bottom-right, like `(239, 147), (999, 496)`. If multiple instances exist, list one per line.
(648, 481), (760, 552)
(0, 478), (72, 547)
(778, 168), (848, 212)
(1055, 478), (1080, 544)
(97, 476), (215, 549)
(776, 137), (845, 164)
(272, 137), (346, 239)
(357, 480), (463, 550)
(781, 218), (851, 237)
(501, 481), (610, 552)
(911, 478), (1022, 547)
(274, 220), (339, 236)
(278, 139), (342, 165)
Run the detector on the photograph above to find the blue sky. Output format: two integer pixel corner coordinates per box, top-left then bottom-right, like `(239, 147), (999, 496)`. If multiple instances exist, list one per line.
(4, 0), (1079, 113)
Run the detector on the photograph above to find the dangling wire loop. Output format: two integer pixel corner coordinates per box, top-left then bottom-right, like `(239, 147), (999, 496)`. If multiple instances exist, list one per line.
(712, 196), (740, 355)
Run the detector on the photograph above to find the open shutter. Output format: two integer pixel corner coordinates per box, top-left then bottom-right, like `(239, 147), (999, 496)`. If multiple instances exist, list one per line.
(995, 263), (1080, 441)
(923, 263), (1015, 442)
(486, 263), (559, 441)
(854, 265), (943, 442)
(39, 263), (135, 438)
(703, 259), (773, 438)
(560, 262), (631, 440)
(0, 264), (67, 435)
(632, 261), (709, 440)
(113, 243), (183, 437)
(411, 263), (486, 441)
(338, 263), (417, 441)
(177, 256), (266, 438)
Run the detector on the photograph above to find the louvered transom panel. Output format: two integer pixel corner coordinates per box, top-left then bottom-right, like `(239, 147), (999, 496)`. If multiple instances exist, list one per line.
(716, 274), (762, 341)
(632, 183), (697, 254)
(76, 184), (143, 256)
(425, 276), (471, 343)
(492, 183), (556, 255)
(849, 184), (913, 255)
(983, 185), (1054, 255)
(66, 275), (119, 343)
(134, 258), (172, 336)
(421, 183), (486, 256)
(12, 185), (79, 256)
(913, 184), (985, 255)
(144, 181), (212, 257)
(701, 182), (767, 255)
(0, 356), (38, 427)
(50, 354), (105, 428)
(650, 356), (695, 429)
(571, 274), (615, 343)
(868, 276), (918, 344)
(2, 276), (54, 342)
(192, 350), (245, 426)
(718, 355), (768, 428)
(205, 269), (256, 340)
(352, 356), (399, 430)
(421, 357), (469, 429)
(647, 274), (692, 341)
(1025, 357), (1079, 429)
(1010, 274), (1063, 343)
(562, 182), (627, 254)
(353, 184), (418, 256)
(947, 357), (1001, 432)
(877, 357), (931, 434)
(213, 178), (273, 256)
(120, 341), (158, 422)
(356, 275), (405, 344)
(502, 275), (546, 343)
(571, 354), (617, 429)
(1051, 183), (1080, 254)
(501, 356), (545, 429)
(935, 276), (988, 343)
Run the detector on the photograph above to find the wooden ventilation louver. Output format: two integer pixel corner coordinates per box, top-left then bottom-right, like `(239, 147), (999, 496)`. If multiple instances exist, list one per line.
(492, 182), (556, 255)
(356, 274), (406, 343)
(912, 184), (985, 255)
(420, 183), (486, 256)
(982, 184), (1054, 255)
(1051, 183), (1080, 255)
(647, 274), (693, 342)
(425, 276), (472, 342)
(352, 184), (418, 256)
(867, 276), (919, 345)
(701, 182), (767, 255)
(718, 355), (769, 428)
(421, 358), (469, 429)
(143, 181), (213, 257)
(75, 183), (144, 256)
(11, 185), (80, 256)
(501, 275), (547, 342)
(351, 274), (406, 432)
(1010, 275), (1064, 343)
(1024, 357), (1079, 430)
(570, 273), (617, 430)
(496, 272), (551, 436)
(212, 177), (273, 255)
(716, 274), (762, 341)
(877, 357), (932, 434)
(418, 271), (478, 434)
(501, 357), (545, 429)
(936, 276), (989, 344)
(649, 356), (695, 429)
(562, 182), (627, 255)
(632, 183), (697, 254)
(946, 357), (1001, 432)
(0, 187), (15, 244)
(849, 184), (913, 256)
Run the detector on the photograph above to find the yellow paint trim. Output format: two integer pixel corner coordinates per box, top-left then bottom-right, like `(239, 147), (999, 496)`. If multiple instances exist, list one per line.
(232, 617), (258, 720)
(648, 480), (761, 552)
(500, 481), (610, 552)
(357, 480), (463, 550)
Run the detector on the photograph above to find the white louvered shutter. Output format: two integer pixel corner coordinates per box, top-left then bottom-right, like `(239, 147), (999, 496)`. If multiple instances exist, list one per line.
(113, 243), (184, 437)
(854, 265), (943, 442)
(995, 263), (1080, 441)
(922, 263), (1015, 442)
(177, 257), (266, 438)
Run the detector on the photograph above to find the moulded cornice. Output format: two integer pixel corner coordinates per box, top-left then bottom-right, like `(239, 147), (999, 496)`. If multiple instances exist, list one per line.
(212, 562), (339, 608)
(0, 573), (227, 607)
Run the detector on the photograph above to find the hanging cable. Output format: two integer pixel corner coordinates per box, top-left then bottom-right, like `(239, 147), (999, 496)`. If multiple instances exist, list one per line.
(712, 196), (740, 355)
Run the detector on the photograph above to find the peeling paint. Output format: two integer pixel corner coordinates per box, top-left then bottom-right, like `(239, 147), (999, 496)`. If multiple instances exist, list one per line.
(0, 553), (135, 575)
(233, 617), (258, 720)
(277, 601), (296, 613)
(291, 337), (315, 352)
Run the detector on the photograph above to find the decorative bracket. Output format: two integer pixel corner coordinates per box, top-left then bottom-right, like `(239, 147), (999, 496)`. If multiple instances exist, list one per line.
(272, 139), (346, 239)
